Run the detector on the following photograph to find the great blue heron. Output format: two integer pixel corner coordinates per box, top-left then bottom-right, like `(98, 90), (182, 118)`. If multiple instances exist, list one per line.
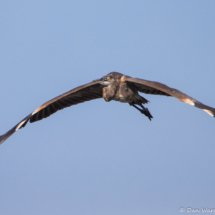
(0, 72), (214, 144)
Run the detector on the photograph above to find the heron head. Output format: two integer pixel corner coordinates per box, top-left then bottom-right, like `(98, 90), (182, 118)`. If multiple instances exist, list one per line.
(93, 75), (112, 85)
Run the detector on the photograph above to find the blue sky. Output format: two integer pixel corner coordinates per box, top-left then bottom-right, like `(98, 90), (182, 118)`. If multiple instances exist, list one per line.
(0, 1), (215, 215)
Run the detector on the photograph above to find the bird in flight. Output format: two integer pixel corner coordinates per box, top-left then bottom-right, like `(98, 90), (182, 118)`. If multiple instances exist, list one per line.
(0, 72), (214, 144)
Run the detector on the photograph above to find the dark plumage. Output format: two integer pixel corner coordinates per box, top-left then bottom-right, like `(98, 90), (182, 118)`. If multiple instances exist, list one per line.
(0, 72), (214, 144)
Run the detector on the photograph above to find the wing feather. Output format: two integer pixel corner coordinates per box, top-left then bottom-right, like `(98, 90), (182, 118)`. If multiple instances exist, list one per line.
(125, 77), (215, 117)
(0, 82), (103, 145)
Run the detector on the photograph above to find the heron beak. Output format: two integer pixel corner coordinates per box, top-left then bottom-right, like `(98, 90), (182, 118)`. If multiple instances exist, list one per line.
(93, 78), (103, 83)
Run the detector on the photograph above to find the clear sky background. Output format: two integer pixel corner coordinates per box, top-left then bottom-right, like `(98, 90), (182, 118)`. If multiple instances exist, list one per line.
(0, 1), (215, 215)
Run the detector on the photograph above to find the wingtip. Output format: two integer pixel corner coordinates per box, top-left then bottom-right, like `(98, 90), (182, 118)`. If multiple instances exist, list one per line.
(0, 134), (7, 145)
(203, 109), (215, 117)
(194, 102), (215, 118)
(0, 125), (17, 145)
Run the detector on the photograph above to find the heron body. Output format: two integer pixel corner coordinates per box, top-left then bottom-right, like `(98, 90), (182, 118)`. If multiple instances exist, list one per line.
(0, 71), (214, 145)
(102, 73), (138, 103)
(101, 72), (153, 119)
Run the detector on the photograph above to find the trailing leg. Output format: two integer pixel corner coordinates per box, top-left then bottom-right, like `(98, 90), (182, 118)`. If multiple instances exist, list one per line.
(129, 101), (153, 121)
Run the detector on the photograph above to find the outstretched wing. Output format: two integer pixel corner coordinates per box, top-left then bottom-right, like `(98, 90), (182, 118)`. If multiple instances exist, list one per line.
(124, 77), (215, 117)
(0, 81), (104, 145)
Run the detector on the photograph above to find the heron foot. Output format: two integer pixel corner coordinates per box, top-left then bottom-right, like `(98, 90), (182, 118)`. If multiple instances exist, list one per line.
(140, 108), (153, 121)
